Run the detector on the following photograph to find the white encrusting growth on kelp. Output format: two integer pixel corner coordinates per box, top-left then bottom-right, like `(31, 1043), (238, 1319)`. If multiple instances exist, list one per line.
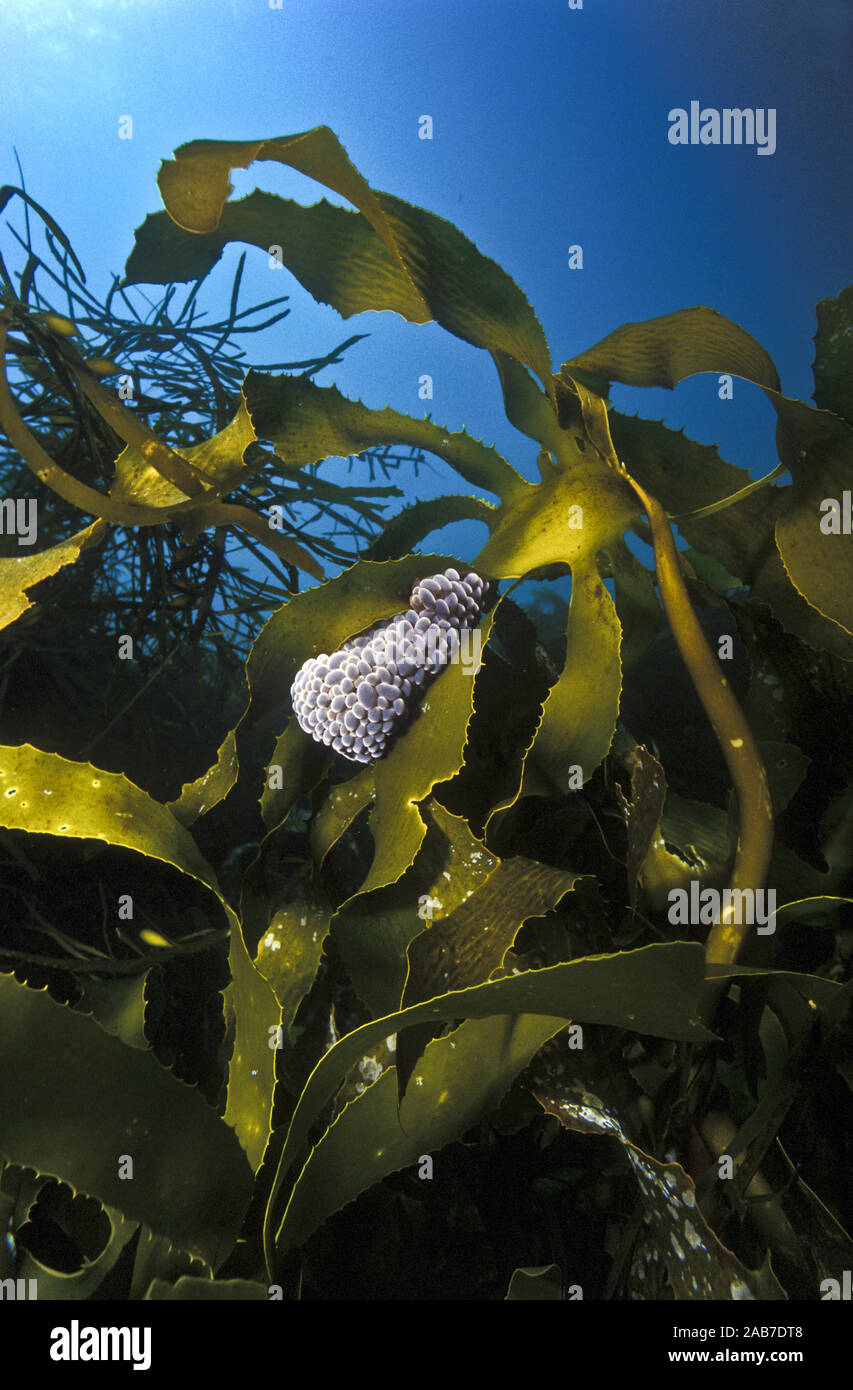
(291, 568), (489, 763)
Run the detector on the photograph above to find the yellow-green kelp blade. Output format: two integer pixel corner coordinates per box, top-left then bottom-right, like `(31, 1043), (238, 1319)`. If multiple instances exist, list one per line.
(264, 941), (716, 1271)
(0, 743), (279, 1175)
(0, 973), (252, 1270)
(127, 128), (553, 388)
(0, 521), (105, 634)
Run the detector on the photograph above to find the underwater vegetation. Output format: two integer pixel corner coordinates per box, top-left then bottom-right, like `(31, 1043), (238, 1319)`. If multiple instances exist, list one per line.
(0, 128), (851, 1301)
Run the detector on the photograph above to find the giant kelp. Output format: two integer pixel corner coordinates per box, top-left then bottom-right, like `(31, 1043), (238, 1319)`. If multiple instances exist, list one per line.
(0, 132), (851, 1301)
